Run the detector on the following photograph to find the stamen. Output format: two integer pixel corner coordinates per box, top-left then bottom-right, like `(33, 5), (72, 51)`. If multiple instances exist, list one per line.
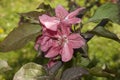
(57, 35), (68, 46)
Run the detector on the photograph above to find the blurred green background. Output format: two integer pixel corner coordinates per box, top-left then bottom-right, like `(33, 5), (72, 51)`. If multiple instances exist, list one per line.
(0, 0), (120, 80)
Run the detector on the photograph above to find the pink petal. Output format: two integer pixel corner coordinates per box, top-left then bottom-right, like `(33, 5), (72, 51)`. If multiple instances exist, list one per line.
(55, 5), (68, 19)
(35, 35), (53, 52)
(111, 0), (117, 3)
(67, 8), (84, 18)
(39, 14), (60, 31)
(68, 33), (85, 49)
(45, 45), (60, 58)
(41, 38), (53, 52)
(47, 59), (57, 68)
(40, 36), (49, 45)
(34, 36), (44, 50)
(42, 27), (57, 37)
(34, 44), (40, 51)
(61, 43), (73, 62)
(65, 17), (81, 24)
(60, 24), (71, 36)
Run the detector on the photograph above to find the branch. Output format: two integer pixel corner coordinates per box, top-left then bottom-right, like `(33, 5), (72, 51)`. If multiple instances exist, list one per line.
(88, 67), (116, 78)
(84, 19), (109, 42)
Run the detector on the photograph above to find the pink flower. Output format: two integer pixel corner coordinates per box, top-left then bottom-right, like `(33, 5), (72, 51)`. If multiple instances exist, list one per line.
(39, 5), (84, 31)
(47, 59), (57, 68)
(35, 35), (53, 52)
(35, 5), (85, 63)
(35, 25), (85, 62)
(111, 0), (117, 3)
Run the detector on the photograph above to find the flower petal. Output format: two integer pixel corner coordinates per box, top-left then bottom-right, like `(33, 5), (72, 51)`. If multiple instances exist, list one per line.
(60, 24), (71, 36)
(67, 8), (84, 18)
(34, 36), (43, 50)
(47, 59), (57, 68)
(35, 35), (53, 52)
(39, 14), (60, 31)
(55, 5), (68, 19)
(40, 36), (49, 45)
(41, 38), (53, 52)
(61, 43), (73, 62)
(68, 33), (85, 48)
(65, 17), (81, 24)
(45, 45), (60, 58)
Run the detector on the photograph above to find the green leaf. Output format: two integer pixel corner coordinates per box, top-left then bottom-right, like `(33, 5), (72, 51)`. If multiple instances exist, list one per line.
(89, 3), (120, 24)
(19, 11), (45, 24)
(37, 2), (53, 12)
(61, 67), (89, 80)
(0, 23), (41, 52)
(80, 43), (89, 58)
(13, 62), (48, 80)
(79, 57), (90, 67)
(49, 61), (62, 76)
(89, 67), (115, 77)
(19, 3), (53, 24)
(82, 33), (94, 41)
(44, 0), (68, 9)
(19, 11), (45, 21)
(37, 2), (55, 16)
(87, 57), (99, 68)
(89, 26), (120, 43)
(0, 60), (12, 73)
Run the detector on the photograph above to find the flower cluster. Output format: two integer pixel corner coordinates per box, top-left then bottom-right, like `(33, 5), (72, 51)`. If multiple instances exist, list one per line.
(35, 5), (85, 62)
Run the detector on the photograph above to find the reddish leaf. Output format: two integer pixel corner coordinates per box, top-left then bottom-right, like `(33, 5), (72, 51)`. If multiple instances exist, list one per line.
(0, 23), (41, 52)
(61, 67), (89, 80)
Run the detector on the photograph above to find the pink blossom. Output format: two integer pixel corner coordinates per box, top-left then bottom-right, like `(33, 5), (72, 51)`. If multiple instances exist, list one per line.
(35, 25), (85, 62)
(39, 15), (60, 31)
(35, 5), (85, 62)
(35, 35), (53, 52)
(111, 0), (117, 3)
(47, 59), (57, 68)
(39, 5), (84, 31)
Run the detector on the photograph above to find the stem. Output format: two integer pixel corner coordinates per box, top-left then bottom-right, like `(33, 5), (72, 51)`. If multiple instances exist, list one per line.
(88, 67), (116, 78)
(49, 61), (63, 75)
(86, 19), (109, 42)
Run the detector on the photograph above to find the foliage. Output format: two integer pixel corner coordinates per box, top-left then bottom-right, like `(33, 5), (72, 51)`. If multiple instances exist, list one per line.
(0, 60), (11, 73)
(88, 3), (120, 24)
(13, 63), (46, 80)
(0, 23), (41, 52)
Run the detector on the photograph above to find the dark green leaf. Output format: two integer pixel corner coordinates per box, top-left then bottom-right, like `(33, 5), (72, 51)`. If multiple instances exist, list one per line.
(61, 67), (89, 80)
(73, 52), (90, 67)
(19, 3), (54, 24)
(37, 2), (54, 16)
(49, 61), (62, 76)
(13, 62), (48, 80)
(19, 11), (45, 24)
(79, 57), (90, 67)
(80, 43), (89, 58)
(87, 57), (99, 68)
(89, 3), (120, 24)
(82, 33), (94, 41)
(19, 11), (45, 21)
(89, 67), (115, 77)
(0, 60), (12, 73)
(37, 2), (53, 10)
(74, 42), (89, 63)
(88, 26), (120, 43)
(0, 23), (41, 52)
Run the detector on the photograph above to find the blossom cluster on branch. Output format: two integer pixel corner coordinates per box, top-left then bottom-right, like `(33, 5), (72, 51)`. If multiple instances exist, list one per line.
(35, 5), (85, 66)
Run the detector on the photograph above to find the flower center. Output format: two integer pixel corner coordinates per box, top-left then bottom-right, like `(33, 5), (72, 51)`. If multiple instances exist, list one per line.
(58, 35), (68, 46)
